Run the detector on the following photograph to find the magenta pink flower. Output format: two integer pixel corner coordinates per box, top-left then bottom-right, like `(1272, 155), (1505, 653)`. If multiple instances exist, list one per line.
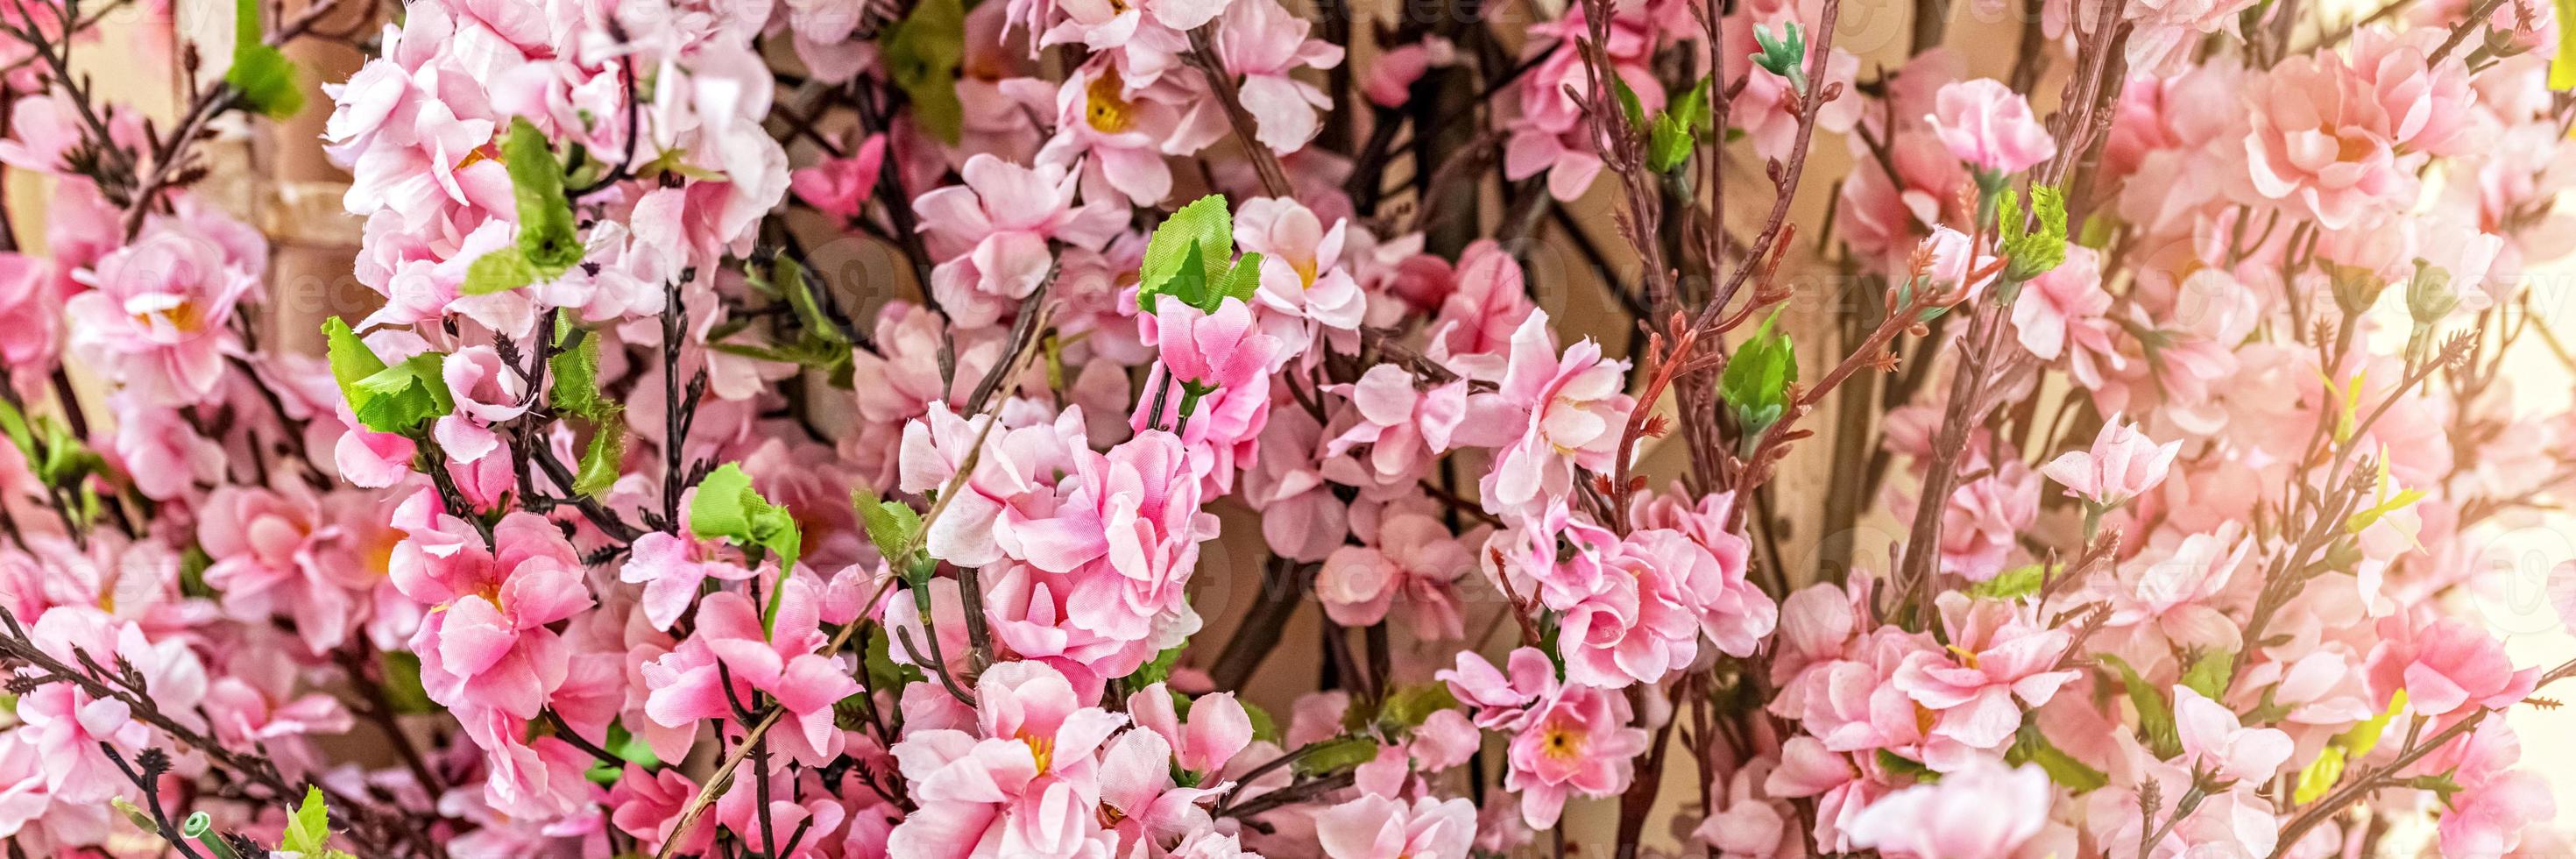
(394, 508), (591, 721)
(1926, 78), (2057, 174)
(788, 133), (888, 223)
(2041, 415), (2181, 507)
(995, 430), (1218, 649)
(2363, 616), (2537, 718)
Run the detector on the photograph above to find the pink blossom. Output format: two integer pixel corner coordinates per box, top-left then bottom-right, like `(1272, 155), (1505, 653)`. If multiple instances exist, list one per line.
(994, 430), (1218, 655)
(886, 661), (1127, 858)
(1236, 196), (1366, 338)
(642, 579), (860, 766)
(63, 217), (260, 406)
(195, 485), (378, 655)
(1892, 593), (2080, 754)
(913, 153), (1126, 329)
(619, 531), (756, 632)
(1504, 682), (1647, 829)
(789, 133), (889, 222)
(1127, 682), (1253, 777)
(1154, 295), (1284, 394)
(1926, 78), (2058, 174)
(1848, 758), (2055, 859)
(2041, 415), (2182, 507)
(1214, 0), (1343, 154)
(1316, 512), (1473, 637)
(393, 507), (591, 721)
(1316, 793), (1477, 859)
(2244, 53), (2419, 230)
(1029, 61), (1225, 207)
(2363, 616), (2537, 718)
(0, 252), (59, 383)
(1439, 647), (1559, 732)
(2172, 685), (2292, 783)
(1476, 310), (1634, 520)
(1322, 366), (1470, 491)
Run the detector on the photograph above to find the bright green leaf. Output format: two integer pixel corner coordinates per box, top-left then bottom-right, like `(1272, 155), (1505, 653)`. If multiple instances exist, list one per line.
(350, 354), (456, 434)
(227, 0), (303, 118)
(1968, 564), (2047, 600)
(461, 249), (540, 296)
(2294, 745), (2346, 804)
(321, 316), (387, 404)
(2180, 650), (2234, 701)
(1719, 308), (1798, 444)
(502, 116), (583, 275)
(279, 785), (333, 856)
(573, 420), (626, 499)
(2552, 0), (2576, 89)
(1138, 195), (1234, 309)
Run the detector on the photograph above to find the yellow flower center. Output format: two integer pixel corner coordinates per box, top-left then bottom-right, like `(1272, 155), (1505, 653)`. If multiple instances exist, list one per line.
(1541, 723), (1583, 761)
(1025, 734), (1056, 774)
(1085, 69), (1134, 134)
(135, 301), (203, 333)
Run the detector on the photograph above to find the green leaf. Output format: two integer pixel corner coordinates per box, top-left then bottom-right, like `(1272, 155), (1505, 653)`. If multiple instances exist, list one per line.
(548, 321), (610, 421)
(769, 258), (852, 346)
(350, 354), (456, 434)
(2098, 655), (2180, 759)
(227, 0), (303, 118)
(573, 420), (626, 498)
(279, 785), (333, 856)
(1376, 683), (1460, 731)
(881, 0), (967, 144)
(2007, 723), (2108, 792)
(2334, 688), (2406, 757)
(502, 116), (583, 275)
(690, 464), (803, 631)
(2180, 650), (2233, 700)
(1647, 77), (1714, 174)
(1719, 308), (1798, 443)
(1968, 564), (2046, 600)
(1999, 184), (2070, 283)
(378, 650), (435, 714)
(1610, 76), (1645, 130)
(321, 316), (388, 405)
(1292, 736), (1382, 777)
(1138, 195), (1235, 310)
(461, 249), (540, 296)
(851, 484), (925, 561)
(1122, 646), (1186, 687)
(1876, 749), (1938, 783)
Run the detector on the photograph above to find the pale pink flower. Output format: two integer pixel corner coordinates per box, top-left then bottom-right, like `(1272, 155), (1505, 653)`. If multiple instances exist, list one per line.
(1892, 593), (2080, 754)
(610, 764), (712, 856)
(195, 485), (378, 655)
(0, 252), (59, 383)
(1848, 757), (2054, 859)
(913, 153), (1127, 329)
(995, 430), (1219, 663)
(2098, 523), (2251, 650)
(1236, 195), (1366, 338)
(1316, 512), (1473, 637)
(2041, 415), (2182, 507)
(1322, 366), (1471, 492)
(1128, 682), (1254, 777)
(1214, 0), (1343, 154)
(642, 579), (859, 766)
(1028, 60), (1226, 207)
(63, 217), (260, 406)
(1361, 38), (1454, 107)
(619, 531), (758, 631)
(2244, 53), (2419, 230)
(2011, 246), (2127, 386)
(1926, 78), (2057, 174)
(2172, 685), (2293, 783)
(1439, 647), (1559, 732)
(1316, 793), (1477, 859)
(1476, 310), (1634, 520)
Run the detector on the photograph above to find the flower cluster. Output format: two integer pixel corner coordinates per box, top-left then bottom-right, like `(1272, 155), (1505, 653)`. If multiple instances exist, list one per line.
(0, 0), (2571, 855)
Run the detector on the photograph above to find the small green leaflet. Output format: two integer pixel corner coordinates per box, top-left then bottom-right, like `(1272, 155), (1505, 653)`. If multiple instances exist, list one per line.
(690, 464), (804, 632)
(1137, 195), (1249, 312)
(323, 319), (455, 434)
(464, 117), (583, 295)
(2006, 721), (2106, 792)
(1292, 736), (1382, 777)
(2179, 649), (2233, 700)
(227, 0), (303, 118)
(1375, 683), (1460, 731)
(881, 0), (967, 144)
(1997, 183), (2069, 285)
(1719, 308), (1797, 444)
(573, 420), (626, 498)
(851, 483), (926, 568)
(278, 785), (355, 858)
(1647, 77), (1713, 174)
(549, 320), (625, 498)
(1967, 564), (2046, 600)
